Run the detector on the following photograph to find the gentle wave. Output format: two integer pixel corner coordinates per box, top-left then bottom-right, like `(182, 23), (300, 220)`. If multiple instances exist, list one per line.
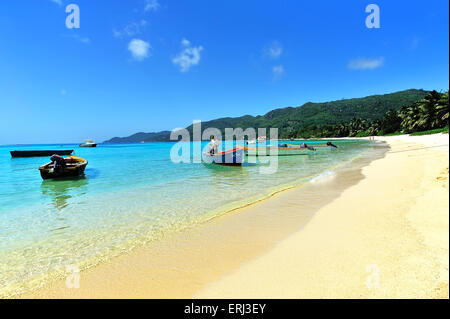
(0, 140), (375, 297)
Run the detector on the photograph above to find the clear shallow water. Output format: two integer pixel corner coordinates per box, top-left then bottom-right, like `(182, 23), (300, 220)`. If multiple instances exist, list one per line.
(0, 140), (373, 296)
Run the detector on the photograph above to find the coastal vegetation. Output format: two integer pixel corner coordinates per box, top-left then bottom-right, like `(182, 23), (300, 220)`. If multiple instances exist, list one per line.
(180, 89), (430, 140)
(295, 90), (449, 138)
(103, 89), (448, 142)
(104, 131), (171, 143)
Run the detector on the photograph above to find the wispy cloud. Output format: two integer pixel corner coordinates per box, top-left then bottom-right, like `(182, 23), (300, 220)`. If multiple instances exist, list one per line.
(113, 20), (147, 38)
(145, 0), (160, 12)
(172, 38), (203, 72)
(50, 0), (62, 6)
(347, 57), (385, 70)
(63, 34), (90, 44)
(60, 89), (67, 95)
(79, 37), (90, 44)
(128, 39), (151, 61)
(264, 41), (283, 59)
(272, 65), (285, 81)
(73, 35), (90, 44)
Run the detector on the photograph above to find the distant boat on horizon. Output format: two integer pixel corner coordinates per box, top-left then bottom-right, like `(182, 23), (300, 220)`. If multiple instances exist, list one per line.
(79, 139), (97, 148)
(257, 136), (267, 142)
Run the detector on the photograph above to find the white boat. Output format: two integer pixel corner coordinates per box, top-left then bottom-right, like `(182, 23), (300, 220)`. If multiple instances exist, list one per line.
(257, 136), (267, 142)
(79, 139), (97, 148)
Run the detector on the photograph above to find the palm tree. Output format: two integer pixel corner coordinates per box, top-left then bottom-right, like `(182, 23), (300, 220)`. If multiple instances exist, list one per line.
(336, 123), (349, 137)
(381, 110), (401, 133)
(415, 91), (442, 130)
(399, 103), (420, 132)
(436, 91), (449, 127)
(367, 119), (382, 136)
(348, 118), (367, 136)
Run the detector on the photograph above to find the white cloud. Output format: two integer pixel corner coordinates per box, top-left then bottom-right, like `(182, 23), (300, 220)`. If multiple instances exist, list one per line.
(50, 0), (62, 6)
(145, 0), (160, 12)
(347, 57), (385, 70)
(64, 34), (90, 44)
(128, 39), (151, 61)
(79, 37), (90, 44)
(114, 20), (147, 38)
(172, 38), (203, 72)
(265, 41), (283, 59)
(181, 38), (190, 46)
(272, 65), (285, 81)
(74, 35), (90, 44)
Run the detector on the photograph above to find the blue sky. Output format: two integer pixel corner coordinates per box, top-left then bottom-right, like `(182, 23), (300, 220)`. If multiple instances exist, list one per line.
(0, 0), (448, 144)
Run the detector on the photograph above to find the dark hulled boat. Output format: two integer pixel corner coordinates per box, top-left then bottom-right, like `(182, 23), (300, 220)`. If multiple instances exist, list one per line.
(203, 148), (244, 166)
(10, 150), (74, 158)
(39, 156), (88, 180)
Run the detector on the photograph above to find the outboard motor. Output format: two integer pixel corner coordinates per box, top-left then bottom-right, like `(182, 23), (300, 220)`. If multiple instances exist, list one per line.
(327, 141), (338, 148)
(50, 154), (66, 173)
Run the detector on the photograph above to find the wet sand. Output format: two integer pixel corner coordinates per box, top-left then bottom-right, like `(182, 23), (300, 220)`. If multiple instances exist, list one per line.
(24, 134), (449, 299)
(22, 141), (387, 298)
(197, 134), (449, 298)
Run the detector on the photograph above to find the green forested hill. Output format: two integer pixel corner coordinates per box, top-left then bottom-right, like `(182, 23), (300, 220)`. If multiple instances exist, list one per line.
(103, 89), (429, 142)
(104, 131), (171, 143)
(180, 89), (428, 139)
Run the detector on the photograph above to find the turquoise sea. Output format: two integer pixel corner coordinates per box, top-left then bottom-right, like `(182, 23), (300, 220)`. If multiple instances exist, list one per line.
(0, 140), (375, 296)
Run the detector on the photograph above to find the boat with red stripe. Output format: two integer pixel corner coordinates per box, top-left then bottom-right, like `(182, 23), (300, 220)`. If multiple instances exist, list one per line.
(203, 147), (244, 166)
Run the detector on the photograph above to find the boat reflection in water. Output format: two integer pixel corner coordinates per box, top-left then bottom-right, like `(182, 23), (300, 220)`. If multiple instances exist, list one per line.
(202, 161), (250, 188)
(41, 176), (89, 210)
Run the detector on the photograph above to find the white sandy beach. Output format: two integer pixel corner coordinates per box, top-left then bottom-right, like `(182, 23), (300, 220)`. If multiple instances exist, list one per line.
(196, 134), (449, 298)
(24, 134), (449, 299)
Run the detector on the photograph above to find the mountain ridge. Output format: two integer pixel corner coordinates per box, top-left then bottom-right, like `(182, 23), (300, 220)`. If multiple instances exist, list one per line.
(103, 89), (429, 143)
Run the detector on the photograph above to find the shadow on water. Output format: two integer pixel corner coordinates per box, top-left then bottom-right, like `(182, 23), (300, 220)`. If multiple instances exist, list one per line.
(242, 162), (258, 167)
(202, 162), (250, 187)
(41, 176), (89, 210)
(84, 168), (100, 179)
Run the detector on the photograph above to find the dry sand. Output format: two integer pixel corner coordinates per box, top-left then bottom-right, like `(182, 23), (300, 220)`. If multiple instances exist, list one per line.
(24, 134), (449, 299)
(197, 134), (449, 298)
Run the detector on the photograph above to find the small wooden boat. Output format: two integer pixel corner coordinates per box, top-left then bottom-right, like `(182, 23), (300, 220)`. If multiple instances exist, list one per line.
(203, 148), (244, 166)
(39, 156), (88, 180)
(10, 150), (74, 158)
(79, 139), (97, 147)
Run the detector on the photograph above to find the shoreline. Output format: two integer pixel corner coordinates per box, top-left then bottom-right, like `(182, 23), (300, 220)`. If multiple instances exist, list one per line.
(20, 134), (449, 298)
(20, 140), (386, 298)
(197, 134), (449, 298)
